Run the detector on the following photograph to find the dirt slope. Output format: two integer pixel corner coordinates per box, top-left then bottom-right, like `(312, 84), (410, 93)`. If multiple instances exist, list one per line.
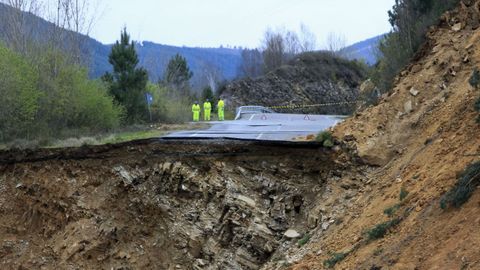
(280, 1), (480, 269)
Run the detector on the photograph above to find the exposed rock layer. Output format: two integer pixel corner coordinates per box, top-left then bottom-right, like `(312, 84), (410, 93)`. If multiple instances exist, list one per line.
(0, 140), (359, 269)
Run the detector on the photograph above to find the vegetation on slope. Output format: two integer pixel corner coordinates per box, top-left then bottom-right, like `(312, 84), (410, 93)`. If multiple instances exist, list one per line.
(440, 161), (480, 209)
(372, 0), (461, 92)
(222, 52), (368, 115)
(0, 44), (122, 143)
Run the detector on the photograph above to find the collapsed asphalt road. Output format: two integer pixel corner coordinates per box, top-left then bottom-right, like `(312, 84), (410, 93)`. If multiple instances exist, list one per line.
(164, 113), (346, 141)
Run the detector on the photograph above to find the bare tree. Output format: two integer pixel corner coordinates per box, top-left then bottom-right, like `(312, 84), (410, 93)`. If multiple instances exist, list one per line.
(284, 30), (301, 58)
(1, 0), (43, 55)
(1, 0), (101, 65)
(299, 23), (317, 52)
(258, 24), (319, 72)
(44, 0), (101, 64)
(262, 28), (286, 72)
(199, 61), (223, 93)
(239, 48), (263, 78)
(326, 32), (347, 56)
(42, 0), (99, 35)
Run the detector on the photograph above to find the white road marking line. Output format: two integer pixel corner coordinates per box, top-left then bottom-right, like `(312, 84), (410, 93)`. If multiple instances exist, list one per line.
(190, 133), (198, 137)
(256, 133), (264, 140)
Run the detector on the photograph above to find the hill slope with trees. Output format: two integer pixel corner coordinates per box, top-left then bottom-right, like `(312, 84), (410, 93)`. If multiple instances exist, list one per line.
(0, 2), (241, 89)
(221, 52), (368, 115)
(261, 1), (480, 269)
(342, 34), (385, 65)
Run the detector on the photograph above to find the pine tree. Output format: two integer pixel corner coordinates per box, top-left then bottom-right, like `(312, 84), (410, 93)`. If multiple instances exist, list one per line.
(201, 85), (214, 99)
(103, 28), (148, 122)
(373, 0), (460, 92)
(201, 86), (216, 111)
(162, 53), (193, 96)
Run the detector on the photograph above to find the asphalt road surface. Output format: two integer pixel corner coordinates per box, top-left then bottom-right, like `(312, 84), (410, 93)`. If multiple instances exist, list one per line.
(163, 113), (346, 142)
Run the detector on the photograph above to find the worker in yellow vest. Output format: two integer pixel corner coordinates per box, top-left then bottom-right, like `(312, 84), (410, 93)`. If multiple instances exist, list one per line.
(192, 101), (200, 122)
(203, 99), (212, 121)
(217, 98), (225, 121)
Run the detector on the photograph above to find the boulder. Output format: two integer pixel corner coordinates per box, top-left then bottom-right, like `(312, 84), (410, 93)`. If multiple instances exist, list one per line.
(307, 214), (318, 229)
(113, 166), (133, 185)
(235, 195), (256, 208)
(409, 87), (420, 97)
(283, 229), (301, 239)
(452, 23), (462, 32)
(360, 79), (376, 94)
(404, 100), (413, 113)
(321, 222), (330, 231)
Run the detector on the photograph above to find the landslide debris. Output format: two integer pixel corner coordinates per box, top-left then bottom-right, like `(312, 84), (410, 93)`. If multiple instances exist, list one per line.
(272, 1), (480, 269)
(220, 52), (367, 115)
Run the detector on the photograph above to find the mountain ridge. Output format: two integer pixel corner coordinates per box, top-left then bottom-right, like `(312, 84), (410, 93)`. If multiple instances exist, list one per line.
(0, 2), (242, 89)
(0, 2), (382, 90)
(342, 34), (385, 65)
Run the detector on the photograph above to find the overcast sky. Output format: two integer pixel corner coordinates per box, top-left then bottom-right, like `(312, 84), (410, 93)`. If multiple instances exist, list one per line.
(89, 0), (395, 48)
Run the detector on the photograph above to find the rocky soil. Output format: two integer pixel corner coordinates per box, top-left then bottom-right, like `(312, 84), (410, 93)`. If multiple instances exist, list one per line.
(0, 139), (363, 269)
(274, 1), (480, 269)
(220, 52), (366, 115)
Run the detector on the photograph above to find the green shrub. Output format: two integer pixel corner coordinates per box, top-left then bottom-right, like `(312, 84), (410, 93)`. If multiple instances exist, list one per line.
(366, 218), (401, 241)
(35, 52), (123, 136)
(297, 233), (311, 247)
(148, 83), (192, 123)
(384, 204), (400, 217)
(440, 161), (480, 209)
(0, 44), (41, 142)
(324, 252), (349, 268)
(316, 131), (334, 147)
(0, 45), (123, 144)
(316, 131), (332, 142)
(399, 187), (409, 201)
(469, 68), (480, 89)
(323, 139), (334, 148)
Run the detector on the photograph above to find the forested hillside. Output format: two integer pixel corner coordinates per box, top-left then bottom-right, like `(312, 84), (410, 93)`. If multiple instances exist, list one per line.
(0, 2), (241, 88)
(221, 52), (368, 115)
(342, 34), (385, 65)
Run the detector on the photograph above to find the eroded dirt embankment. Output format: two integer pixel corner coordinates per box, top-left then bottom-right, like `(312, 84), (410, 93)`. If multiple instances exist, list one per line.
(0, 139), (359, 270)
(282, 1), (480, 269)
